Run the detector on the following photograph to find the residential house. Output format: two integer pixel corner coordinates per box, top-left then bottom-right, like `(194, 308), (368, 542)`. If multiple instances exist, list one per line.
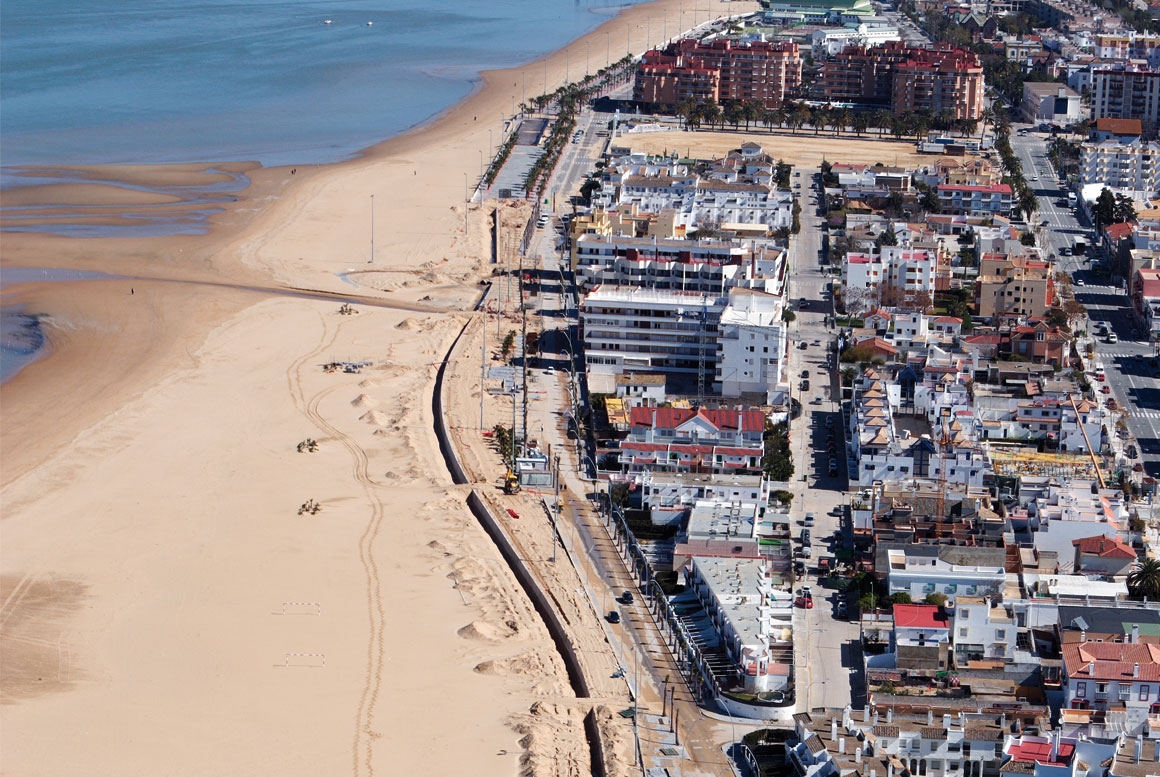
(1062, 641), (1160, 735)
(938, 183), (1015, 217)
(893, 603), (952, 670)
(1071, 535), (1137, 578)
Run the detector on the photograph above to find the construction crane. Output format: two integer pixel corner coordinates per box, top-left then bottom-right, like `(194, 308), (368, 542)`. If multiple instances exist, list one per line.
(935, 414), (951, 523)
(1069, 394), (1106, 489)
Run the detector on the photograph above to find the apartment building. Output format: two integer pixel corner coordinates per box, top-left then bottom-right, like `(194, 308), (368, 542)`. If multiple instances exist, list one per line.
(975, 255), (1056, 323)
(885, 545), (1008, 600)
(937, 183), (1015, 217)
(1094, 31), (1160, 67)
(952, 595), (1018, 665)
(821, 41), (984, 119)
(843, 247), (938, 305)
(1091, 63), (1160, 137)
(1021, 82), (1084, 126)
(580, 287), (726, 384)
(1079, 137), (1160, 195)
(571, 234), (751, 291)
(715, 288), (788, 399)
(633, 37), (802, 111)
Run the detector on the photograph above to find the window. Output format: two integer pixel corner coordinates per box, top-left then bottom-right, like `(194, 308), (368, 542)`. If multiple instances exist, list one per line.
(995, 629), (1006, 640)
(1140, 685), (1151, 701)
(1076, 681), (1086, 698)
(960, 628), (969, 637)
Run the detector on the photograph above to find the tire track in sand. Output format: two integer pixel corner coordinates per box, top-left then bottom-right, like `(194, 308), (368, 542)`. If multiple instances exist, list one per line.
(285, 312), (386, 776)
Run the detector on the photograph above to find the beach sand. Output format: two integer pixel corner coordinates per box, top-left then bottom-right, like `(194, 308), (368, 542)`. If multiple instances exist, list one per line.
(0, 1), (755, 774)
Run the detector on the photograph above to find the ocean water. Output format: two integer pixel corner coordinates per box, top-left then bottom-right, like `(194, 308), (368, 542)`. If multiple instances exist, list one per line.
(0, 0), (646, 169)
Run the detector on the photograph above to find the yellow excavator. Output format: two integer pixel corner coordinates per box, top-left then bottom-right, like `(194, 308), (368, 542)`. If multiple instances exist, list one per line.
(503, 471), (521, 495)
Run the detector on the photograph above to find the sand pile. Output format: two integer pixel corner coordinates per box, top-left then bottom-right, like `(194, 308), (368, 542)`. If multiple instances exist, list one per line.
(457, 619), (518, 641)
(474, 649), (547, 677)
(359, 409), (390, 426)
(395, 317), (423, 331)
(350, 393), (376, 408)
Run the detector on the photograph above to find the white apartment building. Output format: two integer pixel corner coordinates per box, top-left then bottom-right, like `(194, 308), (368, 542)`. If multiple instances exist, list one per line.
(885, 545), (1008, 600)
(686, 556), (793, 696)
(1080, 137), (1160, 196)
(581, 287), (726, 387)
(715, 288), (788, 400)
(811, 22), (900, 58)
(974, 393), (1107, 452)
(1091, 64), (1160, 135)
(843, 246), (937, 305)
(595, 146), (794, 231)
(937, 183), (1015, 216)
(572, 233), (749, 292)
(637, 471), (772, 525)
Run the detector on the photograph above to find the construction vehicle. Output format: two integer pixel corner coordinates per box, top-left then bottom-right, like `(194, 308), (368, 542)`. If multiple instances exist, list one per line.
(503, 471), (521, 495)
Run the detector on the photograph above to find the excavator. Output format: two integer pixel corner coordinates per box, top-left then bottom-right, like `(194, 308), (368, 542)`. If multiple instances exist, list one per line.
(503, 471), (521, 495)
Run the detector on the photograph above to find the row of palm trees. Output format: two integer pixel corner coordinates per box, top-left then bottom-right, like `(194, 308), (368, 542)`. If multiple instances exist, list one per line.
(672, 97), (984, 142)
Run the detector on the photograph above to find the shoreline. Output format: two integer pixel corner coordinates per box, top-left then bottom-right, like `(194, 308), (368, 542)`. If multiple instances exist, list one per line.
(0, 1), (756, 774)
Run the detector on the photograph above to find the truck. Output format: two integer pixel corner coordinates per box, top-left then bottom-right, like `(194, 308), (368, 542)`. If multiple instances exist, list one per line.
(1067, 192), (1077, 208)
(1074, 237), (1086, 255)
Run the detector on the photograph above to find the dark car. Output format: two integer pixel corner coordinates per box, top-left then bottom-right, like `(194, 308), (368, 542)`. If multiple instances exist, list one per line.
(620, 590), (634, 605)
(607, 610), (620, 624)
(1126, 445), (1139, 459)
(802, 369), (810, 379)
(801, 379), (811, 391)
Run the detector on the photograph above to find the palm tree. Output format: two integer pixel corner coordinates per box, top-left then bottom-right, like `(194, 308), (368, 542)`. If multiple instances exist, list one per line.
(1128, 558), (1160, 600)
(834, 107), (851, 137)
(852, 112), (870, 137)
(872, 109), (893, 137)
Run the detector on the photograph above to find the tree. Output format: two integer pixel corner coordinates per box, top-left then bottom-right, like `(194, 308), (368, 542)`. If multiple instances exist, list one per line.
(1114, 193), (1137, 224)
(579, 177), (602, 204)
(889, 592), (913, 607)
(1093, 187), (1116, 228)
(501, 330), (517, 361)
(783, 308), (797, 322)
(1127, 558), (1160, 600)
(852, 112), (870, 137)
(924, 592), (948, 606)
(876, 224), (899, 248)
(724, 99), (744, 130)
(1020, 231), (1036, 246)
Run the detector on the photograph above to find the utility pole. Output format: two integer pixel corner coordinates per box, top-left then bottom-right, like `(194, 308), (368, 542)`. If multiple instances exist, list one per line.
(369, 194), (375, 263)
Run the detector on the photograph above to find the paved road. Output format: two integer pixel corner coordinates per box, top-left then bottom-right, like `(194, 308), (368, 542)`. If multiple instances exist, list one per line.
(786, 168), (863, 713)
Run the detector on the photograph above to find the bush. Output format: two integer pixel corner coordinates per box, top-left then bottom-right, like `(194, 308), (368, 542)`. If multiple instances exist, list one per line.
(772, 489), (794, 505)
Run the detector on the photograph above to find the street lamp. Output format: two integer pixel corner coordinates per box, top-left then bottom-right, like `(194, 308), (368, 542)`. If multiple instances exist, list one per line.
(552, 453), (561, 563)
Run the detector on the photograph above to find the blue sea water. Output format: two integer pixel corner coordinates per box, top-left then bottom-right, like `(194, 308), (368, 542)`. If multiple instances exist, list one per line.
(0, 0), (645, 168)
(0, 0), (648, 380)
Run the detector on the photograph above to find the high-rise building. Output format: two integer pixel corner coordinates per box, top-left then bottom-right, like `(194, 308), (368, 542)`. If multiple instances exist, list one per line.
(633, 37), (801, 111)
(1090, 63), (1160, 137)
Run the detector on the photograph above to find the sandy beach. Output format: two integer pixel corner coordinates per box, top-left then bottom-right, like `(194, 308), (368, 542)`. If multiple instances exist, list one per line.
(0, 1), (755, 774)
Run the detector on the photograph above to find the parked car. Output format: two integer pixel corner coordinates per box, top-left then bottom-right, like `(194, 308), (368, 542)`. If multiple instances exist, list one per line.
(802, 529), (812, 544)
(801, 369), (810, 378)
(795, 595), (814, 609)
(836, 601), (848, 619)
(803, 512), (815, 526)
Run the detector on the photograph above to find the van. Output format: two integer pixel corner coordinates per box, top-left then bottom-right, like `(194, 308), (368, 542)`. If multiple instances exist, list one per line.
(1107, 333), (1118, 344)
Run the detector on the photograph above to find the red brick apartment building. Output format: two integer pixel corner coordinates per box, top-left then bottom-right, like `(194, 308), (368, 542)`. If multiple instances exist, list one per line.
(821, 42), (985, 120)
(633, 38), (801, 110)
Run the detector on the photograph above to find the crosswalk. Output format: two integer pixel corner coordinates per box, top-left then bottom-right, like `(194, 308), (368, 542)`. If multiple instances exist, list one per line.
(1125, 409), (1160, 420)
(1095, 352), (1154, 359)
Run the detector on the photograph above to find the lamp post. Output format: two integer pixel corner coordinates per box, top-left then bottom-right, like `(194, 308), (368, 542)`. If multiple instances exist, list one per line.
(369, 194), (375, 264)
(552, 453), (561, 563)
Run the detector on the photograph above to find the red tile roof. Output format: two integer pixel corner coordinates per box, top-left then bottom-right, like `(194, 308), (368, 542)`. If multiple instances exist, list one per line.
(893, 604), (949, 629)
(1104, 222), (1134, 242)
(1071, 534), (1136, 559)
(628, 406), (766, 432)
(1063, 642), (1160, 682)
(1006, 739), (1076, 766)
(1095, 117), (1142, 136)
(939, 183), (1013, 194)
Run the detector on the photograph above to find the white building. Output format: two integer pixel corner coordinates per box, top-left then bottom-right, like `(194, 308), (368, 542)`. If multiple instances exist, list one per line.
(686, 556), (793, 696)
(1029, 480), (1132, 570)
(842, 246), (938, 306)
(1021, 81), (1084, 125)
(581, 287), (726, 387)
(715, 288), (788, 400)
(885, 545), (1008, 600)
(811, 22), (900, 58)
(1080, 137), (1160, 197)
(637, 471), (772, 525)
(951, 595), (1017, 664)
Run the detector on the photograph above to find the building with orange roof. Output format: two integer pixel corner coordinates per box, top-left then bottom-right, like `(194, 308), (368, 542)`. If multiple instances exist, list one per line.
(1072, 534), (1137, 577)
(1062, 641), (1160, 735)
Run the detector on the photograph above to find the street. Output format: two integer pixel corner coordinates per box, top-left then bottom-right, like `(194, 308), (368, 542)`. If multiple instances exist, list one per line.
(786, 167), (865, 712)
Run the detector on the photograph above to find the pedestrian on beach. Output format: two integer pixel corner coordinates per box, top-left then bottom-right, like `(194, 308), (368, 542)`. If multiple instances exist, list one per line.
(130, 288), (134, 295)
